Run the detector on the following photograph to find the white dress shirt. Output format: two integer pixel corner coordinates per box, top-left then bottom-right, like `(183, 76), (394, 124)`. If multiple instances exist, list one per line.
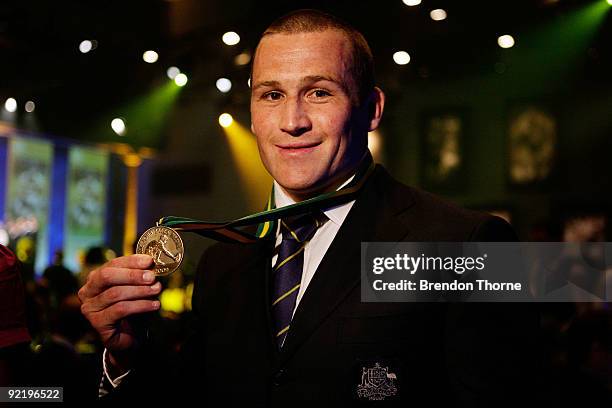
(272, 177), (355, 318)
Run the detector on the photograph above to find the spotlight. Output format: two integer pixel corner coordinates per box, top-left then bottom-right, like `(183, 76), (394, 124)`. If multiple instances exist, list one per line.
(174, 73), (188, 87)
(25, 101), (35, 113)
(402, 0), (422, 6)
(393, 51), (411, 65)
(4, 98), (17, 113)
(430, 9), (447, 21)
(79, 40), (93, 53)
(216, 78), (232, 93)
(111, 118), (126, 136)
(234, 52), (251, 66)
(166, 66), (180, 79)
(219, 113), (233, 128)
(222, 31), (240, 46)
(498, 35), (515, 49)
(143, 50), (159, 63)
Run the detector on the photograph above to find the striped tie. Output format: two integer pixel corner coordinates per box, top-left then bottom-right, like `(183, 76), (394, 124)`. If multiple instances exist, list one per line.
(271, 211), (328, 348)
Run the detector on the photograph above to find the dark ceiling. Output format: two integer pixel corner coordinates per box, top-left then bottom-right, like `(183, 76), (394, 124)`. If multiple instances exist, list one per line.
(0, 0), (609, 147)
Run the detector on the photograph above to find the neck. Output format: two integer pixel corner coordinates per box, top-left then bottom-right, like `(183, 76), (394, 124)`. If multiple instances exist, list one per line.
(281, 175), (351, 202)
(279, 150), (370, 202)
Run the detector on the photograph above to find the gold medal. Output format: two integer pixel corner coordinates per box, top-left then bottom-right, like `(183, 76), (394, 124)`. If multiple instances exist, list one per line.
(136, 226), (184, 276)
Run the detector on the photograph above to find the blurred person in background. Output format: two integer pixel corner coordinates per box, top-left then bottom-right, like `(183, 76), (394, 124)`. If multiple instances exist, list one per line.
(42, 250), (79, 309)
(78, 246), (116, 286)
(0, 244), (31, 386)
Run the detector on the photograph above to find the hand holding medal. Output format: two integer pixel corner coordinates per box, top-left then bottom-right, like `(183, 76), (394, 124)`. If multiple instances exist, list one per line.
(78, 152), (373, 378)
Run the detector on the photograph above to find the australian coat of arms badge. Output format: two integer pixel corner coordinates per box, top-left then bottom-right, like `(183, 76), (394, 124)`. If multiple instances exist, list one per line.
(357, 362), (398, 401)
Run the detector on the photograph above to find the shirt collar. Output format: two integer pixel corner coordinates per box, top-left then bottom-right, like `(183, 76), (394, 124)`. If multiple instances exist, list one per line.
(273, 174), (356, 227)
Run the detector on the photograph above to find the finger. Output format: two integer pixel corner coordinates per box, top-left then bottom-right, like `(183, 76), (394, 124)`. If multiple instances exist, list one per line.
(88, 282), (162, 312)
(107, 254), (153, 269)
(83, 267), (156, 299)
(103, 299), (161, 322)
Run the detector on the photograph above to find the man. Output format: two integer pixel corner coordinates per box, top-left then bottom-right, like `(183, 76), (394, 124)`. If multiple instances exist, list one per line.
(79, 9), (536, 406)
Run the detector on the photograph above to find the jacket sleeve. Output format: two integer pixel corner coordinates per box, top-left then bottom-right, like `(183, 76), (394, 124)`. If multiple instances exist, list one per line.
(98, 249), (210, 404)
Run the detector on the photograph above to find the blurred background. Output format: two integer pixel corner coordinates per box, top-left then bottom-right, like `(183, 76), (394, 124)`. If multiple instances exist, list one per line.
(0, 0), (610, 403)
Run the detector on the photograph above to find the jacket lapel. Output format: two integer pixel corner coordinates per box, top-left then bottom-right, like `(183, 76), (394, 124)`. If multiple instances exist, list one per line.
(277, 166), (416, 365)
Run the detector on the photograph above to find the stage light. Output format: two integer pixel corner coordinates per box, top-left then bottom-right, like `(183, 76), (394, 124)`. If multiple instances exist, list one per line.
(143, 50), (159, 63)
(393, 51), (411, 65)
(222, 31), (240, 45)
(4, 98), (17, 113)
(123, 153), (142, 167)
(234, 52), (251, 66)
(101, 81), (181, 151)
(79, 40), (93, 53)
(402, 0), (422, 6)
(160, 288), (186, 314)
(219, 113), (233, 128)
(25, 101), (35, 113)
(216, 78), (232, 93)
(111, 118), (126, 136)
(174, 73), (188, 86)
(221, 118), (273, 211)
(166, 66), (180, 79)
(498, 35), (515, 49)
(430, 9), (447, 21)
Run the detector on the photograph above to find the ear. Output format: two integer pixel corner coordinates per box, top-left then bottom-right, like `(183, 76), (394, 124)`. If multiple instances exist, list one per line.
(366, 87), (385, 132)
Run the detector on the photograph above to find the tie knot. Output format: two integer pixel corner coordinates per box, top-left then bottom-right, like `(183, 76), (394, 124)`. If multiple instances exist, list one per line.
(280, 211), (328, 243)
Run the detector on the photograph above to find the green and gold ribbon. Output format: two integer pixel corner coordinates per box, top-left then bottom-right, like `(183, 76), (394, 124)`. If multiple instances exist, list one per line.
(156, 152), (375, 243)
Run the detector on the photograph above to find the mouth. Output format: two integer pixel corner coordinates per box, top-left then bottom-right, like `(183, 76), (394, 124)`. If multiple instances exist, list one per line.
(275, 141), (322, 154)
(276, 141), (322, 149)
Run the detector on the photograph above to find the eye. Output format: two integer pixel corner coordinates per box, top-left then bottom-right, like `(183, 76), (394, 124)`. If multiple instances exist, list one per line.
(312, 89), (331, 98)
(262, 91), (283, 101)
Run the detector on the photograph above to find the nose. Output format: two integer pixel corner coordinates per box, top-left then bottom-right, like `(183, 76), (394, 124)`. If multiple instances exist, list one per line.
(280, 96), (312, 137)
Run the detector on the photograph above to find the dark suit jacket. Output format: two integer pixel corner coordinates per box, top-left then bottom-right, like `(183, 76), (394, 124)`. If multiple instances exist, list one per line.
(106, 165), (538, 406)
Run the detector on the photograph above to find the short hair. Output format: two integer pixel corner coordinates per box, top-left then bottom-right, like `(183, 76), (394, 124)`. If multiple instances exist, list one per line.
(255, 9), (375, 106)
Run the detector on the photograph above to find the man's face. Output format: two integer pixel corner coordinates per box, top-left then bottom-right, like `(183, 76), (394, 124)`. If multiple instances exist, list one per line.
(250, 29), (371, 200)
